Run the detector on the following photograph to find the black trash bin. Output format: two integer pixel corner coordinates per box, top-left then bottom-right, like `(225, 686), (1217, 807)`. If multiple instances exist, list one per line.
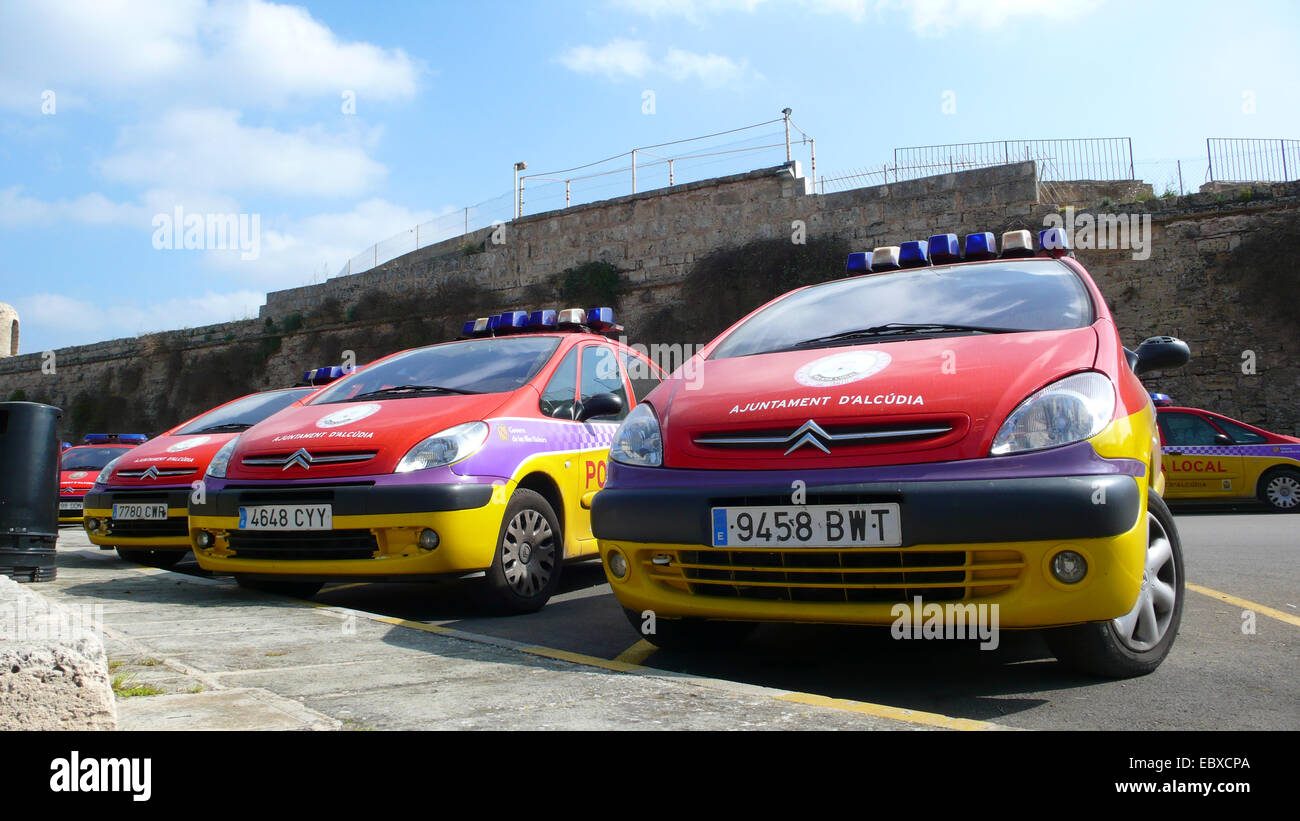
(0, 401), (63, 582)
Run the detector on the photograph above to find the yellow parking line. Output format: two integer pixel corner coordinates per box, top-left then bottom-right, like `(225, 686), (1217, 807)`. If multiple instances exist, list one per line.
(776, 692), (1000, 730)
(321, 582), (369, 593)
(1187, 583), (1300, 628)
(613, 639), (657, 666)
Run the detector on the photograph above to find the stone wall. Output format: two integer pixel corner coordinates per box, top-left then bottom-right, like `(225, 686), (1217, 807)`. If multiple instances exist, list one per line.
(1, 161), (1297, 439)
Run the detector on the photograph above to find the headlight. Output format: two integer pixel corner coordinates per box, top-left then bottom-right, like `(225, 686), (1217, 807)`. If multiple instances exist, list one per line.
(610, 403), (663, 467)
(206, 437), (240, 478)
(990, 372), (1115, 456)
(94, 456), (123, 485)
(395, 422), (489, 473)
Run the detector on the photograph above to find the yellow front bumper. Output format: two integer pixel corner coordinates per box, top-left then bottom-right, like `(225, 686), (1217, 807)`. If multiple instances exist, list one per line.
(597, 497), (1148, 629)
(83, 507), (192, 550)
(188, 498), (509, 579)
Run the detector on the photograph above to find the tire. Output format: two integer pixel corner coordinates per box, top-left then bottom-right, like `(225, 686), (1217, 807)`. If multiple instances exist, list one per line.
(234, 576), (324, 599)
(1257, 467), (1300, 513)
(1045, 493), (1184, 678)
(483, 488), (563, 613)
(623, 607), (756, 652)
(115, 547), (185, 569)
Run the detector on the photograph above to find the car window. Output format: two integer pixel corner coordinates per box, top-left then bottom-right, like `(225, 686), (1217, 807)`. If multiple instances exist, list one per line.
(1211, 417), (1267, 445)
(580, 345), (629, 421)
(1159, 412), (1223, 446)
(539, 347), (579, 420)
(60, 447), (129, 471)
(311, 336), (561, 403)
(619, 349), (662, 403)
(710, 259), (1094, 359)
(177, 388), (314, 433)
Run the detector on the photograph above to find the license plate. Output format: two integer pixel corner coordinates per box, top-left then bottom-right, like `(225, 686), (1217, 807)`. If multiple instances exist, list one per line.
(59, 501), (83, 511)
(113, 503), (167, 520)
(239, 504), (333, 531)
(711, 503), (902, 547)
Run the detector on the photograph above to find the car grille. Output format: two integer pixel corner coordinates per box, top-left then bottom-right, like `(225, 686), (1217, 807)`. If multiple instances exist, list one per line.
(227, 530), (379, 561)
(109, 518), (189, 539)
(649, 548), (1024, 603)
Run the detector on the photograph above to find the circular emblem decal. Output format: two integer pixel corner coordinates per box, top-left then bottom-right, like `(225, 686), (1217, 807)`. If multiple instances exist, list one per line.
(167, 436), (212, 453)
(794, 351), (892, 387)
(316, 403), (381, 429)
(69, 471), (88, 479)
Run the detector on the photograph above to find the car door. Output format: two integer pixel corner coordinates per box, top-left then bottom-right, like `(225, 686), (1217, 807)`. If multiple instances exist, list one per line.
(1157, 411), (1245, 499)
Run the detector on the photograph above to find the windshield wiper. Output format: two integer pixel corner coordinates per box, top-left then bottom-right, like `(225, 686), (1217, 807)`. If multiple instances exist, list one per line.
(789, 322), (1024, 349)
(350, 384), (481, 400)
(192, 423), (252, 433)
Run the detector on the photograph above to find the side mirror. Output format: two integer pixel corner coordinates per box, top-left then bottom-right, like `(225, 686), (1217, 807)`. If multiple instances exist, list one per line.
(1133, 336), (1191, 376)
(1214, 433), (1233, 446)
(576, 392), (623, 422)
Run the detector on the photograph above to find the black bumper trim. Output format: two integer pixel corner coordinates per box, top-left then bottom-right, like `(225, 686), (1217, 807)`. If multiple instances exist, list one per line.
(84, 488), (190, 510)
(591, 475), (1140, 546)
(190, 483), (494, 518)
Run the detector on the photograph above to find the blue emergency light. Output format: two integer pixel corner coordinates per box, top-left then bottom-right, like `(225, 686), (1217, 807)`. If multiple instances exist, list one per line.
(84, 433), (147, 445)
(1038, 227), (1071, 257)
(928, 234), (961, 264)
(303, 366), (346, 385)
(461, 320), (476, 336)
(586, 307), (617, 331)
(61, 441), (72, 451)
(528, 310), (558, 329)
(1150, 393), (1173, 407)
(963, 232), (997, 260)
(496, 311), (529, 333)
(898, 240), (930, 269)
(846, 251), (872, 273)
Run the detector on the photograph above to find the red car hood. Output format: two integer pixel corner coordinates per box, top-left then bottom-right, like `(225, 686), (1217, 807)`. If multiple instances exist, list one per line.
(60, 469), (97, 492)
(225, 393), (510, 479)
(662, 327), (1100, 470)
(103, 433), (239, 487)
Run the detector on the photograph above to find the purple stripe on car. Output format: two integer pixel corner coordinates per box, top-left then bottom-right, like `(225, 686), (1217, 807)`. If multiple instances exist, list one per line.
(608, 439), (1146, 489)
(1165, 444), (1300, 458)
(453, 417), (618, 478)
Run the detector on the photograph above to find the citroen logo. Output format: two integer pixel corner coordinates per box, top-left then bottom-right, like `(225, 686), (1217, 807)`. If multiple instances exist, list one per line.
(784, 420), (833, 455)
(141, 466), (160, 480)
(283, 448), (314, 471)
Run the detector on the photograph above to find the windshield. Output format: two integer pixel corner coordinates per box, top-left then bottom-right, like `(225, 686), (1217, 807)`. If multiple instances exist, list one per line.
(710, 259), (1094, 359)
(310, 336), (562, 404)
(176, 388), (313, 434)
(61, 447), (130, 471)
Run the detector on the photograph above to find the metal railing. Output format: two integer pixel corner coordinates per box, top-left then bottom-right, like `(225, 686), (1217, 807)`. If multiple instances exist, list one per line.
(336, 191), (515, 278)
(516, 114), (814, 217)
(1206, 138), (1300, 182)
(890, 138), (1134, 182)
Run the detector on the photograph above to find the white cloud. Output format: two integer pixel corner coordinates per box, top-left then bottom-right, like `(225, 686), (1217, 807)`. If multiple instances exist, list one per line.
(17, 289), (267, 347)
(0, 0), (419, 110)
(663, 49), (752, 87)
(0, 186), (149, 228)
(558, 41), (756, 87)
(99, 108), (387, 198)
(558, 39), (656, 80)
(610, 0), (1103, 34)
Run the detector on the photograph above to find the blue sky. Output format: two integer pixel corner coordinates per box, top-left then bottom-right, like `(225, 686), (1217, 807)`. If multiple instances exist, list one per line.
(2, 0), (1298, 354)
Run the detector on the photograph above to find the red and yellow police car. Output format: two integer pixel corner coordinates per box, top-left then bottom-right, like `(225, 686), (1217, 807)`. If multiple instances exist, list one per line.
(594, 230), (1192, 677)
(84, 383), (325, 566)
(58, 434), (147, 523)
(188, 308), (662, 612)
(1153, 394), (1300, 511)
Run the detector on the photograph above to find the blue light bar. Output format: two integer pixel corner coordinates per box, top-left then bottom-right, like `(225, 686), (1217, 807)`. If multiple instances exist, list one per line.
(486, 315), (501, 332)
(1150, 392), (1173, 407)
(119, 434), (148, 445)
(1038, 227), (1071, 257)
(928, 234), (960, 264)
(846, 251), (872, 273)
(528, 309), (558, 329)
(461, 320), (476, 336)
(497, 311), (529, 332)
(83, 433), (147, 444)
(963, 232), (996, 261)
(586, 307), (615, 331)
(61, 441), (72, 451)
(898, 240), (930, 269)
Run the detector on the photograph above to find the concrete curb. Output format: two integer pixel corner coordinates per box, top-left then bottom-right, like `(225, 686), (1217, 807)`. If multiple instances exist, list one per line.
(0, 575), (117, 730)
